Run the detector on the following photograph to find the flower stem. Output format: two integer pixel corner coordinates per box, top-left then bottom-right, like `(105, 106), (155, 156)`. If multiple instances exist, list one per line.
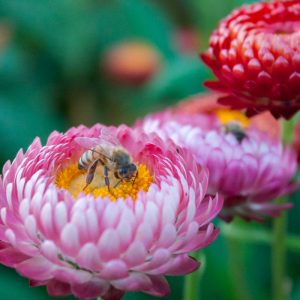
(282, 116), (298, 144)
(271, 116), (297, 300)
(272, 200), (288, 300)
(227, 239), (252, 300)
(183, 251), (206, 300)
(221, 223), (300, 252)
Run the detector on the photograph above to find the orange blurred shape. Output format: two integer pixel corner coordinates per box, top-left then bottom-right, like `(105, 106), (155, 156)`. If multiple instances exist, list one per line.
(250, 111), (280, 139)
(293, 121), (300, 163)
(174, 92), (280, 139)
(103, 41), (161, 85)
(0, 22), (12, 52)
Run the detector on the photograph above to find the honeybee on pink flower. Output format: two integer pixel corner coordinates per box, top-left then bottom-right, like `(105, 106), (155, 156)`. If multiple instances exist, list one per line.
(0, 124), (222, 300)
(76, 132), (138, 192)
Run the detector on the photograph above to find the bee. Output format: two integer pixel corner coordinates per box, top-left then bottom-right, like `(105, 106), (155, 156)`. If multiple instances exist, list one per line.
(75, 131), (138, 192)
(223, 121), (247, 142)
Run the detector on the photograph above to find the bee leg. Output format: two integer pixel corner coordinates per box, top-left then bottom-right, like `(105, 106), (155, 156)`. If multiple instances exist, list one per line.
(104, 166), (111, 193)
(83, 160), (98, 190)
(132, 170), (138, 186)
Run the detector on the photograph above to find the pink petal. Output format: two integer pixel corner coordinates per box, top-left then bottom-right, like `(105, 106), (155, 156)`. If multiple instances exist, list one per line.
(142, 275), (170, 297)
(16, 257), (54, 281)
(100, 260), (128, 280)
(112, 273), (152, 291)
(76, 243), (102, 271)
(123, 241), (147, 267)
(71, 278), (109, 299)
(0, 246), (29, 267)
(98, 229), (120, 262)
(47, 279), (71, 296)
(166, 255), (200, 275)
(60, 223), (80, 256)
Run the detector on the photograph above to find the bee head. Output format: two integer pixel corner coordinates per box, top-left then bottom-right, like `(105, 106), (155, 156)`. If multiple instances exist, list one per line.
(224, 122), (247, 143)
(119, 163), (137, 180)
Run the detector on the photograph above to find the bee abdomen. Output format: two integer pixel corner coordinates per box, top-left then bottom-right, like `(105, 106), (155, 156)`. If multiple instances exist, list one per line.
(78, 159), (85, 170)
(78, 151), (92, 170)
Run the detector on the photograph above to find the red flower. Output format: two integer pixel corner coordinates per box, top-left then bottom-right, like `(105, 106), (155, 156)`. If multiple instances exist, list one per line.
(201, 0), (300, 119)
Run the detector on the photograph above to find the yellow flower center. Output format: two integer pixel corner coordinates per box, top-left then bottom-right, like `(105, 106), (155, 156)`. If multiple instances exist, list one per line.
(55, 162), (153, 201)
(215, 109), (250, 129)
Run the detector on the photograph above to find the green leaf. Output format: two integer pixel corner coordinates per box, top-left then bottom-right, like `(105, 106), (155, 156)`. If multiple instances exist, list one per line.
(144, 55), (209, 105)
(95, 0), (175, 56)
(0, 0), (176, 79)
(0, 91), (65, 163)
(0, 265), (74, 300)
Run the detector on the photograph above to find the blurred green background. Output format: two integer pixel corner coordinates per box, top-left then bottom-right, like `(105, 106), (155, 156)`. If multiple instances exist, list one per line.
(0, 0), (299, 300)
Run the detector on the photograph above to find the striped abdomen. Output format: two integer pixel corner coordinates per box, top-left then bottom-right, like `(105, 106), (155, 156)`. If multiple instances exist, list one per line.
(78, 145), (106, 170)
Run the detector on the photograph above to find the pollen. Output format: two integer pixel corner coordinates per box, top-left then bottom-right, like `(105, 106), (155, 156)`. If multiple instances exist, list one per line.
(215, 109), (250, 129)
(55, 163), (153, 201)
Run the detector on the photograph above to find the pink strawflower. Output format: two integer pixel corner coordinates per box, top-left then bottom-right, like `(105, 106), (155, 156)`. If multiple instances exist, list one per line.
(137, 111), (297, 222)
(0, 124), (222, 299)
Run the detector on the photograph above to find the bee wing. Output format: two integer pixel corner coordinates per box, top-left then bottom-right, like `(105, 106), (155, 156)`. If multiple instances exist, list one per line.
(75, 137), (113, 161)
(99, 127), (121, 146)
(75, 128), (121, 158)
(74, 137), (103, 149)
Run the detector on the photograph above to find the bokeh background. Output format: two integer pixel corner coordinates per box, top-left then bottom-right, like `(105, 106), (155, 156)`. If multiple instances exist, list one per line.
(1, 0), (300, 300)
